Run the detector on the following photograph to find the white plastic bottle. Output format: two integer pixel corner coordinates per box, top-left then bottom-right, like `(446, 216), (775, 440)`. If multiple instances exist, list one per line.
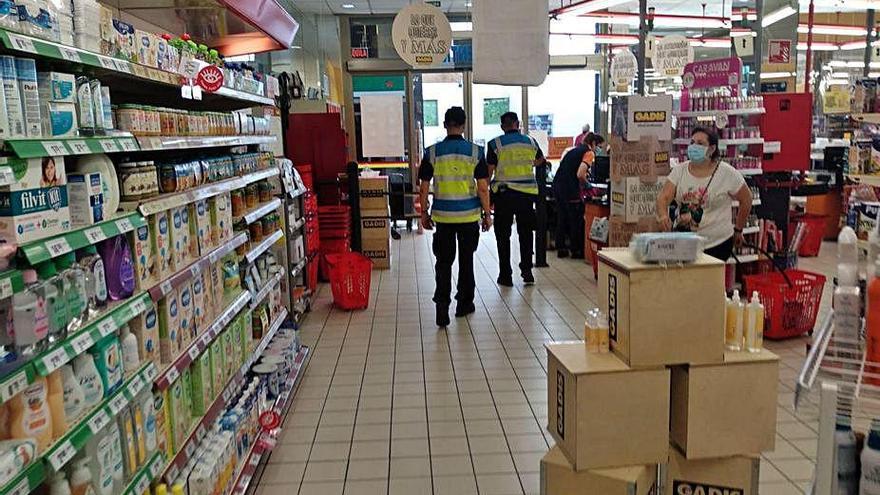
(861, 418), (880, 494)
(119, 325), (139, 374)
(49, 471), (71, 495)
(36, 261), (67, 345)
(745, 291), (764, 353)
(837, 415), (858, 495)
(68, 458), (93, 495)
(60, 364), (85, 421)
(838, 226), (859, 288)
(12, 269), (48, 357)
(73, 353), (104, 408)
(58, 253), (87, 333)
(725, 290), (744, 351)
(140, 393), (157, 455)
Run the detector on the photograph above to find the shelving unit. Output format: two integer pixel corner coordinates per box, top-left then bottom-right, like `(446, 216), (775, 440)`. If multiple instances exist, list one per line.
(674, 107), (766, 118)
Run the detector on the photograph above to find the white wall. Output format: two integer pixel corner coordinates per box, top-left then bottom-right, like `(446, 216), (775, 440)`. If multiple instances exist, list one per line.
(529, 70), (597, 139)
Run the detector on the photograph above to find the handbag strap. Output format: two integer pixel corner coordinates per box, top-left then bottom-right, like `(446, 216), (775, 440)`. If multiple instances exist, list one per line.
(696, 161), (720, 206)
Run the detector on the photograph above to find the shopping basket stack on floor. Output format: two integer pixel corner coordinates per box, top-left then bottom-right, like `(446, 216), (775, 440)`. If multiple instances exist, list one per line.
(541, 250), (783, 494)
(325, 252), (373, 310)
(317, 205), (352, 280)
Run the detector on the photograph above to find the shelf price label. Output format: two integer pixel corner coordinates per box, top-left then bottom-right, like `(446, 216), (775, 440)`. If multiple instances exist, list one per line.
(115, 217), (134, 232)
(113, 60), (132, 73)
(128, 375), (146, 396)
(187, 345), (200, 361)
(99, 140), (119, 153)
(2, 370), (28, 402)
(60, 47), (81, 63)
(85, 227), (106, 244)
(0, 276), (13, 300)
(98, 57), (116, 70)
(165, 366), (180, 384)
(159, 280), (173, 297)
(108, 393), (128, 415)
(48, 440), (77, 469)
(42, 347), (69, 373)
(71, 333), (93, 354)
(143, 364), (157, 381)
(68, 140), (91, 154)
(130, 297), (148, 315)
(120, 139), (138, 152)
(97, 317), (117, 337)
(184, 439), (197, 459)
(87, 409), (111, 434)
(42, 141), (67, 156)
(7, 34), (36, 53)
(8, 476), (31, 495)
(46, 237), (72, 258)
(133, 474), (149, 494)
(150, 456), (163, 477)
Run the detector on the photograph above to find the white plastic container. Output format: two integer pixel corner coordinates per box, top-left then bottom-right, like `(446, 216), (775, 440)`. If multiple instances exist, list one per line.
(119, 324), (139, 373)
(60, 364), (84, 420)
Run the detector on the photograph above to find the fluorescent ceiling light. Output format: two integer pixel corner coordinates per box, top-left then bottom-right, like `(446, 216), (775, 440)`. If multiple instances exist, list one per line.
(797, 24), (867, 36)
(341, 3), (355, 8)
(692, 39), (731, 48)
(762, 6), (797, 28)
(730, 29), (757, 37)
(761, 71), (795, 79)
(827, 79), (851, 85)
(577, 13), (728, 29)
(558, 0), (631, 17)
(450, 22), (472, 32)
(797, 42), (839, 51)
(839, 41), (868, 51)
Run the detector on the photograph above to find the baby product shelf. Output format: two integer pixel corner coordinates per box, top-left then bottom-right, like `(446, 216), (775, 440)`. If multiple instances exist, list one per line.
(3, 136), (138, 158)
(674, 107), (766, 118)
(18, 212), (146, 265)
(249, 272), (282, 309)
(239, 198), (282, 226)
(121, 451), (165, 495)
(245, 229), (283, 264)
(136, 135), (276, 152)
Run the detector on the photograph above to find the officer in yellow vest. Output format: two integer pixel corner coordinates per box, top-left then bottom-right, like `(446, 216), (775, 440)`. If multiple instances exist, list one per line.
(419, 107), (492, 327)
(487, 112), (544, 286)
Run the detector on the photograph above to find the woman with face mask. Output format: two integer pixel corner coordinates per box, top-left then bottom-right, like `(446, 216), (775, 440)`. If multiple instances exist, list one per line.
(655, 126), (753, 261)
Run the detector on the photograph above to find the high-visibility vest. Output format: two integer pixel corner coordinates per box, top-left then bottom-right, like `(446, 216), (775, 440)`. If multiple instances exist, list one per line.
(491, 133), (538, 195)
(429, 140), (482, 224)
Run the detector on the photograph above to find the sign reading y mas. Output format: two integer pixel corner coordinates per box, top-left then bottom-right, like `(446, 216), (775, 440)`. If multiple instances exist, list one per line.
(391, 3), (452, 68)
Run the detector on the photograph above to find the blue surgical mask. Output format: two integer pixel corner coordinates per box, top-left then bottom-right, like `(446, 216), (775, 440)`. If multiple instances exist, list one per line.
(687, 144), (709, 162)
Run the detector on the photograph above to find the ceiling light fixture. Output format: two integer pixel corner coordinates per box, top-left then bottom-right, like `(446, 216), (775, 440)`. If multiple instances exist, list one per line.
(341, 3), (355, 8)
(796, 41), (839, 51)
(450, 21), (472, 32)
(797, 24), (867, 36)
(839, 40), (868, 51)
(761, 6), (797, 28)
(556, 0), (631, 18)
(760, 71), (795, 79)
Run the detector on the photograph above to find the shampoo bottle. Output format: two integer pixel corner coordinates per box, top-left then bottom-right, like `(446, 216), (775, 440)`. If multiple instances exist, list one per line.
(36, 261), (67, 344)
(73, 353), (104, 407)
(120, 324), (140, 374)
(117, 407), (137, 478)
(60, 364), (85, 423)
(47, 369), (67, 439)
(745, 291), (764, 353)
(861, 418), (880, 495)
(68, 458), (94, 495)
(13, 269), (48, 356)
(725, 290), (744, 351)
(836, 414), (858, 495)
(8, 377), (52, 452)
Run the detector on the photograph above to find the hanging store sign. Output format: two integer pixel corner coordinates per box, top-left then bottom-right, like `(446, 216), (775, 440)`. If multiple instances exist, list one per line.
(682, 56), (742, 92)
(391, 3), (452, 68)
(196, 65), (224, 92)
(653, 35), (693, 77)
(611, 49), (637, 88)
(626, 95), (672, 142)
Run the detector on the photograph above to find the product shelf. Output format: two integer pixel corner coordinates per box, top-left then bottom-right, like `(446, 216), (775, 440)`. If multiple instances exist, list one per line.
(674, 107), (766, 118)
(121, 451), (165, 495)
(4, 135), (139, 158)
(231, 346), (309, 495)
(240, 198), (282, 225)
(289, 217), (306, 234)
(19, 212), (147, 265)
(136, 135), (276, 152)
(245, 229), (284, 263)
(32, 293), (151, 377)
(0, 29), (273, 110)
(850, 174), (880, 187)
(290, 258), (307, 279)
(147, 232), (249, 302)
(0, 458), (44, 495)
(126, 168), (279, 217)
(153, 290), (251, 390)
(249, 272), (282, 309)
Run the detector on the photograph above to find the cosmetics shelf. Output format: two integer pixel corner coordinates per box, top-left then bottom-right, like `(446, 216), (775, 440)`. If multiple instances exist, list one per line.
(153, 290), (251, 390)
(121, 451), (165, 495)
(249, 272), (282, 309)
(19, 212), (147, 265)
(245, 229), (283, 264)
(674, 107), (766, 118)
(239, 198), (282, 225)
(0, 29), (274, 110)
(4, 135), (138, 158)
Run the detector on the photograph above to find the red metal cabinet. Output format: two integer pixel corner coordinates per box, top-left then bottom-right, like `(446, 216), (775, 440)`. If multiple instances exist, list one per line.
(759, 92), (812, 172)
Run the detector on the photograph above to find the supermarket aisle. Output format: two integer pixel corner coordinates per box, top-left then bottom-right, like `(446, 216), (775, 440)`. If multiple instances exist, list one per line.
(253, 231), (825, 495)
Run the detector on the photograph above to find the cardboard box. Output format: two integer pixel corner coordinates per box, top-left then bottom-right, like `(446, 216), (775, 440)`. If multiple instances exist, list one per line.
(665, 446), (759, 495)
(0, 156), (71, 244)
(671, 350), (779, 459)
(67, 172), (104, 226)
(360, 207), (390, 240)
(547, 342), (669, 470)
(540, 446), (657, 495)
(610, 177), (664, 223)
(362, 236), (391, 269)
(598, 250), (725, 367)
(359, 176), (389, 210)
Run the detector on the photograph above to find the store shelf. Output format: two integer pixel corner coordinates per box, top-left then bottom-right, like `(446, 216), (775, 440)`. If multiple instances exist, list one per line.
(674, 107), (766, 118)
(121, 451), (165, 495)
(250, 272), (282, 309)
(738, 168), (763, 176)
(231, 346), (309, 495)
(240, 198), (282, 225)
(153, 290), (251, 390)
(19, 212), (147, 265)
(136, 135), (276, 152)
(851, 113), (880, 125)
(0, 459), (44, 495)
(147, 232), (249, 302)
(43, 361), (157, 470)
(33, 293), (151, 376)
(128, 168), (279, 216)
(245, 229), (284, 263)
(4, 135), (138, 158)
(851, 174), (880, 187)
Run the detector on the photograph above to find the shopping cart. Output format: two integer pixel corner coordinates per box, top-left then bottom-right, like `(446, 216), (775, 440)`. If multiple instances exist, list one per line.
(325, 252), (373, 310)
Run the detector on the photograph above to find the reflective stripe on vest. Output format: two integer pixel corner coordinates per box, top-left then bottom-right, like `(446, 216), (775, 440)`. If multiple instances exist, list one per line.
(431, 144), (481, 224)
(492, 137), (538, 195)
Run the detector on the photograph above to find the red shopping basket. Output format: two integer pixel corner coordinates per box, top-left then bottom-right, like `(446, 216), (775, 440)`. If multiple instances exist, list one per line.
(790, 214), (827, 257)
(325, 252), (373, 310)
(743, 269), (826, 339)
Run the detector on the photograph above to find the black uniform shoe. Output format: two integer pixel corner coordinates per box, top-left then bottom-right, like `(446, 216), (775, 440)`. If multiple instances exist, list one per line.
(557, 249), (570, 259)
(522, 271), (535, 285)
(497, 276), (514, 287)
(436, 305), (450, 327)
(455, 303), (476, 317)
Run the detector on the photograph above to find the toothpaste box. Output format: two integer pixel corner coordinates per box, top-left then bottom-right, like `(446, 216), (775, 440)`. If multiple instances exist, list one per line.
(158, 289), (180, 364)
(178, 282), (193, 348)
(15, 58), (41, 138)
(37, 71), (75, 102)
(129, 224), (156, 289)
(170, 206), (187, 269)
(67, 172), (103, 227)
(0, 156), (71, 244)
(42, 102), (77, 137)
(194, 199), (213, 255)
(131, 304), (160, 368)
(150, 210), (173, 277)
(0, 56), (24, 138)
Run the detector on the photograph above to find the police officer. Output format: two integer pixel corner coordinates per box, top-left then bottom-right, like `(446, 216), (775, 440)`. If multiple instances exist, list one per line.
(487, 112), (544, 286)
(419, 107), (492, 327)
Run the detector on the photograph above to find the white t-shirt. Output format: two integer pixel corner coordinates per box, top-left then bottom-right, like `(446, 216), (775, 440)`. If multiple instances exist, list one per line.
(666, 161), (746, 248)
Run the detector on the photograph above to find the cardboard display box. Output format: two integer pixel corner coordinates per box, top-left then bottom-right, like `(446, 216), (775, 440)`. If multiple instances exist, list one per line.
(610, 176), (664, 224)
(547, 342), (669, 470)
(362, 236), (391, 269)
(359, 176), (389, 210)
(598, 249), (725, 367)
(665, 446), (759, 495)
(360, 206), (390, 240)
(541, 446), (657, 495)
(671, 350), (779, 459)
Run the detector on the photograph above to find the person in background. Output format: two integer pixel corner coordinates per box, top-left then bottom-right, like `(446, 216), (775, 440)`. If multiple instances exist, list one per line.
(655, 126), (753, 261)
(487, 111), (545, 287)
(419, 107), (493, 327)
(574, 124), (591, 147)
(552, 142), (590, 259)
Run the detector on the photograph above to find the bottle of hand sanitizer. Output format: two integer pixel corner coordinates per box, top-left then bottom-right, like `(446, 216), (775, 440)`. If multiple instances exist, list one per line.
(725, 290), (744, 351)
(745, 291), (764, 353)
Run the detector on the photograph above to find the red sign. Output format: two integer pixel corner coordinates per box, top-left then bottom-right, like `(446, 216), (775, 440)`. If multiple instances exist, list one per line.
(196, 65), (224, 93)
(259, 410), (281, 430)
(351, 47), (369, 58)
(768, 39), (791, 64)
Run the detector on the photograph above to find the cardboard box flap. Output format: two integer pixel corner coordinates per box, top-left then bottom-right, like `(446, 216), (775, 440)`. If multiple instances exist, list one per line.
(722, 348), (779, 364)
(546, 342), (630, 374)
(598, 249), (724, 272)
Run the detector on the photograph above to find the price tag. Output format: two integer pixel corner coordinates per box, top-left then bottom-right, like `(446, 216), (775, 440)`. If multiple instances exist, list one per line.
(187, 345), (200, 361)
(192, 85), (203, 100)
(48, 440), (76, 469)
(165, 366), (180, 384)
(2, 370), (28, 401)
(43, 347), (69, 373)
(128, 375), (145, 395)
(189, 263), (201, 277)
(108, 393), (128, 415)
(134, 475), (149, 494)
(8, 476), (30, 495)
(121, 139), (138, 152)
(184, 439), (196, 459)
(68, 140), (91, 154)
(98, 57), (116, 70)
(115, 217), (134, 232)
(8, 34), (36, 53)
(166, 465), (180, 484)
(97, 317), (116, 337)
(150, 457), (163, 476)
(60, 47), (81, 63)
(87, 409), (110, 434)
(238, 475), (252, 492)
(42, 141), (68, 156)
(131, 297), (147, 315)
(0, 276), (12, 300)
(71, 333), (93, 354)
(200, 333), (211, 347)
(46, 237), (72, 257)
(144, 364), (157, 381)
(160, 280), (173, 296)
(85, 227), (106, 244)
(181, 85), (193, 99)
(99, 140), (119, 152)
(113, 60), (132, 73)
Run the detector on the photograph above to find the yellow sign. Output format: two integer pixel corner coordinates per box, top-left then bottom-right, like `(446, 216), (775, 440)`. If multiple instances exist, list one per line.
(823, 86), (851, 114)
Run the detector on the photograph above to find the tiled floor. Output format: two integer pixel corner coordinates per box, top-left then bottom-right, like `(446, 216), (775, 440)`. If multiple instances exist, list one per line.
(253, 232), (835, 495)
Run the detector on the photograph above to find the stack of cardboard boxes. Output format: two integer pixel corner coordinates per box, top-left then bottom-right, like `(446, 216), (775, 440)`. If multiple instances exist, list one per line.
(358, 176), (392, 269)
(542, 249), (779, 494)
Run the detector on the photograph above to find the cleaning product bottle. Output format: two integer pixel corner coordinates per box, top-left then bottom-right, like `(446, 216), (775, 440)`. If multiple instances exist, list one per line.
(57, 253), (87, 333)
(8, 377), (52, 452)
(13, 269), (48, 356)
(120, 325), (139, 374)
(838, 226), (859, 288)
(49, 470), (71, 495)
(47, 369), (67, 440)
(78, 246), (107, 314)
(868, 259), (880, 384)
(745, 291), (764, 353)
(836, 414), (858, 495)
(725, 290), (744, 351)
(36, 261), (68, 344)
(73, 353), (104, 407)
(97, 235), (134, 301)
(89, 334), (122, 395)
(862, 418), (880, 494)
(68, 457), (94, 495)
(60, 364), (85, 423)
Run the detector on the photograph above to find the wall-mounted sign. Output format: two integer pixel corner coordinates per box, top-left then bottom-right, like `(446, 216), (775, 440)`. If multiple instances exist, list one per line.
(611, 49), (637, 87)
(682, 56), (742, 92)
(391, 3), (452, 68)
(653, 35), (693, 77)
(768, 39), (791, 64)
